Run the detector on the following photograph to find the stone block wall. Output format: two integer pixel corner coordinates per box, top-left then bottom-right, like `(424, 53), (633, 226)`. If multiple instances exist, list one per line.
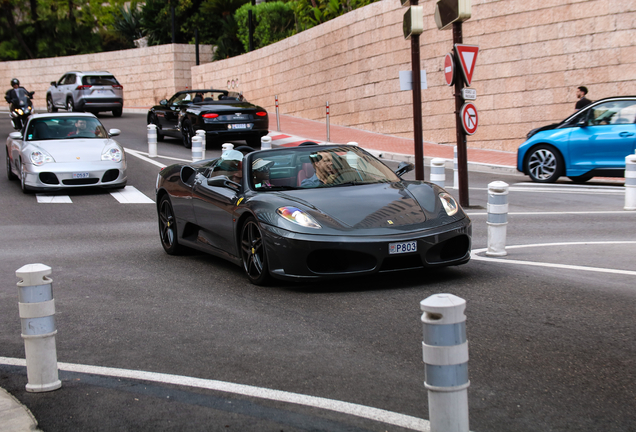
(0, 44), (212, 111)
(192, 0), (636, 152)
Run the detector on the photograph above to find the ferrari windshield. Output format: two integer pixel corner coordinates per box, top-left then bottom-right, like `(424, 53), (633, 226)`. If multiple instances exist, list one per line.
(26, 117), (108, 141)
(248, 146), (400, 191)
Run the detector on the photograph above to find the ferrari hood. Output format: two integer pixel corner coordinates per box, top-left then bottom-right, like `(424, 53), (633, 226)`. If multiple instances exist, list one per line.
(275, 182), (441, 230)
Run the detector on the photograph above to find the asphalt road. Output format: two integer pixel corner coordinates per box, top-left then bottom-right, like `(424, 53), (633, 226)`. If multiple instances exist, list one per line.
(1, 112), (636, 431)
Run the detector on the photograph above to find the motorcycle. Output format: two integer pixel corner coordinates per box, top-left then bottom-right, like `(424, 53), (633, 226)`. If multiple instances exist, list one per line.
(7, 88), (34, 130)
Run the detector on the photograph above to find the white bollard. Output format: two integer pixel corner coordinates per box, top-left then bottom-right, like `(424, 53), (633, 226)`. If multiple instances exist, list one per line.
(191, 136), (203, 162)
(486, 181), (509, 257)
(430, 158), (446, 188)
(421, 294), (470, 432)
(261, 136), (272, 150)
(624, 154), (636, 210)
(15, 264), (62, 393)
(196, 130), (206, 160)
(221, 143), (234, 156)
(147, 124), (158, 158)
(453, 146), (459, 190)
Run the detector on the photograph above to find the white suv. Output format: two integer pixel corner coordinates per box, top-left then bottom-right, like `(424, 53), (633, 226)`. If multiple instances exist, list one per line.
(47, 71), (124, 117)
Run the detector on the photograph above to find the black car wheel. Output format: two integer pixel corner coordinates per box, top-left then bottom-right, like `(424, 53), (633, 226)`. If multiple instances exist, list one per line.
(46, 96), (57, 113)
(182, 121), (193, 149)
(568, 173), (594, 183)
(112, 108), (122, 117)
(149, 114), (164, 141)
(526, 145), (563, 183)
(241, 217), (270, 285)
(246, 136), (261, 148)
(66, 98), (75, 112)
(6, 152), (17, 181)
(158, 196), (184, 255)
(20, 163), (32, 194)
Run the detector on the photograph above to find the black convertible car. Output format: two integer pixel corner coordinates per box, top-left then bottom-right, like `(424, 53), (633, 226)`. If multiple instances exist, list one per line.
(156, 144), (471, 285)
(147, 89), (269, 149)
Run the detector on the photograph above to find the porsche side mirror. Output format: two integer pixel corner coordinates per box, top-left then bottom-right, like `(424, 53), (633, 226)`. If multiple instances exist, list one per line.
(208, 175), (241, 191)
(160, 99), (168, 106)
(395, 161), (414, 177)
(109, 129), (121, 137)
(9, 132), (22, 140)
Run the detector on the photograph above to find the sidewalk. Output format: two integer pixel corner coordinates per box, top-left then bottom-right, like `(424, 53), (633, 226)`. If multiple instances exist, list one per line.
(0, 387), (39, 432)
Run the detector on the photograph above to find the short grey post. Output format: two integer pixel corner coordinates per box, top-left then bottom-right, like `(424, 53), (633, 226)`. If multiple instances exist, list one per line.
(326, 101), (330, 142)
(196, 130), (206, 160)
(486, 181), (509, 257)
(147, 124), (158, 158)
(430, 158), (446, 188)
(420, 294), (470, 432)
(624, 154), (636, 210)
(191, 136), (203, 162)
(15, 264), (62, 393)
(453, 146), (459, 189)
(261, 136), (272, 150)
(275, 95), (280, 132)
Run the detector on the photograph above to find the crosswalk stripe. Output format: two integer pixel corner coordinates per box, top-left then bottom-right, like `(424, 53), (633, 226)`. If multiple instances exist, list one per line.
(110, 186), (155, 204)
(36, 194), (73, 203)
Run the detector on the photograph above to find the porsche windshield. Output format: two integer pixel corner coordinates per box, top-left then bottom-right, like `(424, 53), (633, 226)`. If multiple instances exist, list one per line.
(248, 146), (401, 191)
(26, 117), (108, 141)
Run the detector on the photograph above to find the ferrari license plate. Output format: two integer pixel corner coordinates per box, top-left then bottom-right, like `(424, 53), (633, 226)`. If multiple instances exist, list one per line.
(72, 172), (89, 179)
(389, 240), (417, 254)
(229, 123), (249, 129)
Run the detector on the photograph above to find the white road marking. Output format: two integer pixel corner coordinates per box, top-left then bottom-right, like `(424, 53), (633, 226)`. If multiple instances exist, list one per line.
(110, 186), (155, 204)
(472, 241), (636, 276)
(124, 148), (168, 168)
(0, 357), (431, 431)
(36, 194), (73, 203)
(466, 210), (635, 216)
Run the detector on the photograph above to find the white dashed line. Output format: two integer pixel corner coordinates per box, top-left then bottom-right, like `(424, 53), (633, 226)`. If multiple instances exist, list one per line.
(0, 357), (431, 432)
(36, 194), (73, 203)
(110, 186), (155, 204)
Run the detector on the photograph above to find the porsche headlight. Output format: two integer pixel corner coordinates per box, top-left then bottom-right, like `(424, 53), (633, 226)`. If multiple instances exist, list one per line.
(29, 150), (54, 166)
(101, 147), (123, 162)
(439, 192), (459, 216)
(277, 206), (321, 229)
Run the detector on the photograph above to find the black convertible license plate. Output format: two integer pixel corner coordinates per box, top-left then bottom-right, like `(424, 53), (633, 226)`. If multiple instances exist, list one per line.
(228, 123), (251, 130)
(389, 240), (417, 254)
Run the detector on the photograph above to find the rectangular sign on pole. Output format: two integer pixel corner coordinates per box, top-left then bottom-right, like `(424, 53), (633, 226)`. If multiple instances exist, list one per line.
(399, 70), (428, 91)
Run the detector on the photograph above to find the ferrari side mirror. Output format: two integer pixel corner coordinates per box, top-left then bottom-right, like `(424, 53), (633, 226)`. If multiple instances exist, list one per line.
(208, 175), (241, 191)
(395, 161), (414, 177)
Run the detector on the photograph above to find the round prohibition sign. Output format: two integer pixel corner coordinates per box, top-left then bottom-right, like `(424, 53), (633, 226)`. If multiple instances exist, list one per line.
(460, 102), (478, 135)
(444, 52), (454, 86)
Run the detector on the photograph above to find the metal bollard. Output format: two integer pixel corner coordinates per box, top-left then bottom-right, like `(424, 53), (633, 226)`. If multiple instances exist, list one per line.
(147, 124), (158, 158)
(196, 130), (206, 160)
(261, 136), (272, 150)
(453, 146), (459, 190)
(486, 181), (509, 257)
(275, 95), (280, 132)
(430, 158), (446, 188)
(221, 143), (234, 156)
(421, 294), (470, 432)
(191, 136), (203, 162)
(625, 154), (636, 210)
(15, 264), (62, 393)
(326, 101), (330, 142)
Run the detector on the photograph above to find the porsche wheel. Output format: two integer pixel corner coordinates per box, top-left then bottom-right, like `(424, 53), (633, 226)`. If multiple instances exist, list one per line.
(20, 163), (32, 194)
(182, 121), (193, 149)
(526, 145), (563, 183)
(241, 217), (270, 285)
(158, 195), (184, 255)
(6, 152), (17, 181)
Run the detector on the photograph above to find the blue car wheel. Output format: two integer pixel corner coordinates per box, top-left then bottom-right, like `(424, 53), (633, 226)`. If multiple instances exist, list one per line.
(526, 145), (563, 183)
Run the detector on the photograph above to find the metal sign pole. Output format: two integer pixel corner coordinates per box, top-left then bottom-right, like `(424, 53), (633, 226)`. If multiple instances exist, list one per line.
(411, 0), (424, 180)
(453, 22), (469, 207)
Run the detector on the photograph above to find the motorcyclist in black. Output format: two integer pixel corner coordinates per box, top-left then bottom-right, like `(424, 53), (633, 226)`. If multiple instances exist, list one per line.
(5, 78), (34, 130)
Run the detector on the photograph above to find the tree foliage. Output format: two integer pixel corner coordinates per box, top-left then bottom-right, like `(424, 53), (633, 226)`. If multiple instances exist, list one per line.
(235, 1), (295, 52)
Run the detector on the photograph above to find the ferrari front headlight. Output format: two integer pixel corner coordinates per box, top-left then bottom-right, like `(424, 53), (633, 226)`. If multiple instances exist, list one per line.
(277, 206), (321, 229)
(101, 147), (123, 162)
(439, 192), (459, 216)
(29, 150), (54, 166)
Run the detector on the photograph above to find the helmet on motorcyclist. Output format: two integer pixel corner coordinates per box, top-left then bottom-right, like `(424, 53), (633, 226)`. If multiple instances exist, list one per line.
(10, 78), (19, 87)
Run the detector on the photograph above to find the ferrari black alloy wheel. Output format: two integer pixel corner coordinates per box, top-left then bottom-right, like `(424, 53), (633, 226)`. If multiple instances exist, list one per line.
(158, 196), (183, 255)
(241, 217), (270, 285)
(182, 121), (193, 149)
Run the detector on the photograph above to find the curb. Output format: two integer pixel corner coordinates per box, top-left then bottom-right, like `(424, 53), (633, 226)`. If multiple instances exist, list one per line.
(0, 387), (40, 432)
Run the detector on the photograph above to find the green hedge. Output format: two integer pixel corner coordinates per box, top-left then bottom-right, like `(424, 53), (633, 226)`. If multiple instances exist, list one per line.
(235, 1), (296, 52)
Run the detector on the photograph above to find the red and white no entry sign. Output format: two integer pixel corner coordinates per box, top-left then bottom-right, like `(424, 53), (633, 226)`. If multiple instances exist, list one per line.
(444, 52), (454, 86)
(460, 102), (478, 135)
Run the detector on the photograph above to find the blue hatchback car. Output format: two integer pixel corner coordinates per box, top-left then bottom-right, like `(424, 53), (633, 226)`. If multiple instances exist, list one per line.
(517, 96), (636, 183)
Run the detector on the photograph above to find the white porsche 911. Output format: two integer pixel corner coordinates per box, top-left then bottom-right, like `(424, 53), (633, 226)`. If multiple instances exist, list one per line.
(6, 112), (127, 193)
